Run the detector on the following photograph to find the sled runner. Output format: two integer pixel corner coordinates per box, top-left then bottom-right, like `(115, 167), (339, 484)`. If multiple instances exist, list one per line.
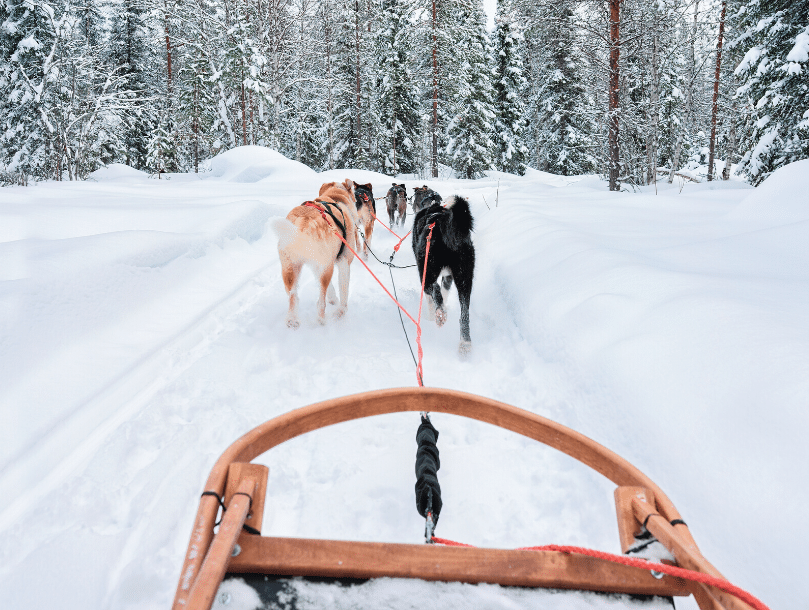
(172, 388), (763, 610)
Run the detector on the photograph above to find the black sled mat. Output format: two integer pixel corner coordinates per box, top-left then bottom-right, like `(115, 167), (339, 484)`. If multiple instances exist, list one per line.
(213, 573), (675, 610)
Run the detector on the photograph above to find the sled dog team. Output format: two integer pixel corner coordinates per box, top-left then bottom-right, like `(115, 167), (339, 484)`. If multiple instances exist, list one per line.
(273, 180), (475, 355)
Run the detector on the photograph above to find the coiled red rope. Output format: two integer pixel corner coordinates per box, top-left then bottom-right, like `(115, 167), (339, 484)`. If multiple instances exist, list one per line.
(430, 538), (769, 610)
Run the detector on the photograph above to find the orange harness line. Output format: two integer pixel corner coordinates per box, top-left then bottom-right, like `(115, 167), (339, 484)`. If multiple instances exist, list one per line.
(430, 538), (770, 610)
(304, 199), (434, 386)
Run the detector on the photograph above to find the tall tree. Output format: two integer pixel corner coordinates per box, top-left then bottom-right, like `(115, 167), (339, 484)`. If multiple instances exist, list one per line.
(0, 0), (64, 182)
(491, 4), (529, 175)
(377, 0), (421, 174)
(108, 0), (154, 169)
(445, 0), (496, 179)
(733, 0), (809, 184)
(706, 0), (727, 181)
(524, 2), (596, 176)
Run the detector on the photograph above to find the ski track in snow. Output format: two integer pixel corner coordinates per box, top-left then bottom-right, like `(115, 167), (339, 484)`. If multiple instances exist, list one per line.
(1, 151), (807, 610)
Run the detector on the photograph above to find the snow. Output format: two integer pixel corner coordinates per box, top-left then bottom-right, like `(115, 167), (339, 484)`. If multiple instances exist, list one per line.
(786, 28), (809, 63)
(1, 148), (806, 610)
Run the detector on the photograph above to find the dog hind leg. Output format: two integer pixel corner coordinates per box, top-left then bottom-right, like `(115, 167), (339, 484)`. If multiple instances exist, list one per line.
(429, 282), (447, 327)
(317, 264), (335, 324)
(335, 256), (350, 318)
(282, 260), (303, 329)
(364, 221), (374, 259)
(453, 266), (473, 356)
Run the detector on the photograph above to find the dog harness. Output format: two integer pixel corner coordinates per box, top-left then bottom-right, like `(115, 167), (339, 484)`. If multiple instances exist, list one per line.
(302, 200), (348, 258)
(356, 188), (375, 214)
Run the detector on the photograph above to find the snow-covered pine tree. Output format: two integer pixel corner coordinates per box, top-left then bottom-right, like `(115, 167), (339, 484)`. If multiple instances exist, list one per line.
(107, 0), (154, 169)
(491, 2), (528, 175)
(525, 2), (596, 176)
(733, 0), (809, 184)
(55, 0), (131, 179)
(146, 105), (179, 176)
(221, 4), (255, 148)
(377, 0), (421, 175)
(418, 0), (455, 177)
(329, 0), (375, 169)
(0, 0), (66, 182)
(445, 0), (496, 179)
(275, 0), (328, 168)
(177, 49), (217, 172)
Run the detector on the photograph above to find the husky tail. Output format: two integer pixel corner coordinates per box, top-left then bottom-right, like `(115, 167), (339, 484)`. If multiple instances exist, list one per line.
(272, 217), (298, 250)
(439, 195), (474, 249)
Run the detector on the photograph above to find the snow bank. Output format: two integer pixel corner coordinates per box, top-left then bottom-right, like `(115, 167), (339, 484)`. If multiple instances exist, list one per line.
(728, 159), (809, 225)
(208, 146), (317, 183)
(89, 163), (150, 183)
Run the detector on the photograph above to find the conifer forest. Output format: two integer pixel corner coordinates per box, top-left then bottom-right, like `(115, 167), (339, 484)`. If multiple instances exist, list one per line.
(1, 0), (807, 188)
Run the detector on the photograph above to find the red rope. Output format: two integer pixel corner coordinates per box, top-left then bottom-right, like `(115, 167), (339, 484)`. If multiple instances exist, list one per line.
(430, 538), (769, 610)
(367, 205), (404, 240)
(415, 223), (435, 386)
(301, 202), (432, 386)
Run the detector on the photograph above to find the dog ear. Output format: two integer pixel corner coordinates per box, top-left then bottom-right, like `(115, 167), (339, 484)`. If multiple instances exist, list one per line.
(344, 179), (354, 192)
(363, 183), (372, 190)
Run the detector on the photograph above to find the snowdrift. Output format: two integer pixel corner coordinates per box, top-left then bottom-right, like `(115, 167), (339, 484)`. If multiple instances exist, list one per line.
(0, 147), (805, 610)
(728, 159), (809, 226)
(208, 146), (318, 183)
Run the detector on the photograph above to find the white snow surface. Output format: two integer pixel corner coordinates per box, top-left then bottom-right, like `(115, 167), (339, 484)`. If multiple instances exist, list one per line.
(1, 147), (806, 610)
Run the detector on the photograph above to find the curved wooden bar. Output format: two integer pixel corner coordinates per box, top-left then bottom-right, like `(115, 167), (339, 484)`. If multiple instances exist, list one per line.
(172, 388), (704, 610)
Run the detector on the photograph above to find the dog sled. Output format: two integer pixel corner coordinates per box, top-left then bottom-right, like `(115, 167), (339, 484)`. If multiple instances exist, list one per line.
(172, 388), (766, 610)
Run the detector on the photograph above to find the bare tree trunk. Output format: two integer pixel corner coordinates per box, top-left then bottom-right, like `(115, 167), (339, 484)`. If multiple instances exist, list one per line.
(392, 109), (397, 174)
(669, 1), (700, 184)
(241, 82), (247, 146)
(647, 30), (659, 186)
(164, 0), (173, 92)
(194, 81), (199, 173)
(608, 0), (620, 191)
(355, 0), (362, 161)
(722, 116), (735, 180)
(667, 87), (691, 183)
(707, 0), (727, 181)
(324, 5), (334, 170)
(431, 0), (438, 178)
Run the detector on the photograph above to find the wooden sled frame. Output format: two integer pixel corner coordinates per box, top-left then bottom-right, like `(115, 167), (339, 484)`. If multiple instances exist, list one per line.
(172, 388), (751, 610)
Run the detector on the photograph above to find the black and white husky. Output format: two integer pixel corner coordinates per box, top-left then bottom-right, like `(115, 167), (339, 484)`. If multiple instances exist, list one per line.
(411, 195), (475, 356)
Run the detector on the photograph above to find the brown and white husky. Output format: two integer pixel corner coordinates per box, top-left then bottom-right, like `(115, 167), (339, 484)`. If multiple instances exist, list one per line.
(274, 179), (360, 328)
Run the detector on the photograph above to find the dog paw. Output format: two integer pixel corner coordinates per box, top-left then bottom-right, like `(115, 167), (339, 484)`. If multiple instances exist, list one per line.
(435, 307), (447, 327)
(459, 340), (472, 358)
(286, 317), (300, 329)
(334, 305), (347, 319)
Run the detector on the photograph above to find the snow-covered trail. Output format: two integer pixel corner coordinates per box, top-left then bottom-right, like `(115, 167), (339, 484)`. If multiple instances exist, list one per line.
(0, 162), (617, 610)
(1, 149), (806, 610)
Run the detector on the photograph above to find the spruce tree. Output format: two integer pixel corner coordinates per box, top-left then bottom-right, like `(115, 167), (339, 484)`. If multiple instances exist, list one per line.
(107, 0), (154, 169)
(0, 0), (63, 181)
(377, 0), (421, 174)
(733, 0), (809, 184)
(528, 3), (596, 176)
(177, 51), (217, 172)
(491, 4), (528, 175)
(445, 0), (496, 179)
